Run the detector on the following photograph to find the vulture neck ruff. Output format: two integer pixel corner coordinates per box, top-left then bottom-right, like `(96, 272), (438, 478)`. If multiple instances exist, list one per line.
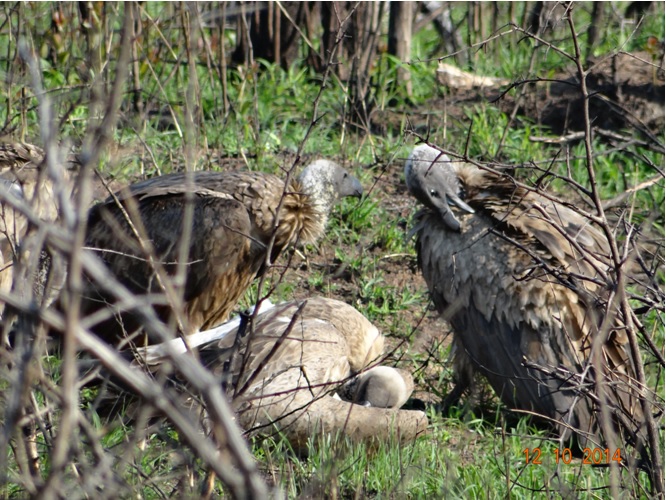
(277, 177), (327, 247)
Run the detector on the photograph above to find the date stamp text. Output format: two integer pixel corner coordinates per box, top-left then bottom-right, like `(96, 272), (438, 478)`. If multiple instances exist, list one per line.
(523, 447), (623, 465)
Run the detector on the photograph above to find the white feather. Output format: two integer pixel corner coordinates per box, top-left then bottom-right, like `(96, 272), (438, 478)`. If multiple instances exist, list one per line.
(142, 299), (275, 363)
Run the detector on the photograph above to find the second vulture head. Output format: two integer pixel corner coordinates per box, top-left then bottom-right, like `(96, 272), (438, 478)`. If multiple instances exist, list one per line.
(298, 159), (364, 212)
(339, 365), (415, 409)
(404, 144), (475, 231)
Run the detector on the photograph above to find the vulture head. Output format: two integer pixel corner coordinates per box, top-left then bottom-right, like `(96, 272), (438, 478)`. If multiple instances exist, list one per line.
(404, 144), (474, 231)
(339, 366), (414, 409)
(297, 159), (363, 216)
(0, 178), (24, 201)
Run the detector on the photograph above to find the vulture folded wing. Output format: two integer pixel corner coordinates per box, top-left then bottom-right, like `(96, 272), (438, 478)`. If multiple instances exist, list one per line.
(458, 169), (641, 432)
(406, 144), (643, 446)
(83, 191), (252, 344)
(415, 209), (596, 435)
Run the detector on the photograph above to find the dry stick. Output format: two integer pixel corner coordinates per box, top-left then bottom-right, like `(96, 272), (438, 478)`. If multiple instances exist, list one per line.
(253, 6), (355, 325)
(180, 9), (217, 495)
(0, 224), (271, 499)
(176, 3), (199, 347)
(5, 4), (253, 496)
(275, 1), (318, 54)
(93, 178), (193, 345)
(90, 326), (265, 495)
(235, 302), (307, 399)
(407, 22), (519, 69)
(494, 25), (547, 158)
(72, 317), (267, 499)
(219, 2), (230, 115)
(36, 5), (133, 499)
(94, 15), (235, 346)
(0, 218), (48, 486)
(567, 10), (663, 495)
(194, 5), (223, 128)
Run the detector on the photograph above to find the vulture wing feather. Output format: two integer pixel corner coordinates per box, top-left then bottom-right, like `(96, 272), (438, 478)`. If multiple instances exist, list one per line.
(406, 144), (643, 446)
(80, 163), (363, 344)
(84, 191), (252, 343)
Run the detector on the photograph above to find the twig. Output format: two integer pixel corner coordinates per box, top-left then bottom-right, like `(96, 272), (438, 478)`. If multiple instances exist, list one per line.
(567, 9), (663, 494)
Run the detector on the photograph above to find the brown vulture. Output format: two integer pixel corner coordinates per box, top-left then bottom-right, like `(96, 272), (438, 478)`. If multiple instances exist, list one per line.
(404, 143), (643, 447)
(81, 160), (363, 345)
(0, 142), (74, 312)
(132, 297), (427, 450)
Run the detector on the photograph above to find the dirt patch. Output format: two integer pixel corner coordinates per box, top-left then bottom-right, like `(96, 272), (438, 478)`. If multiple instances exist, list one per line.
(373, 50), (665, 143)
(499, 51), (665, 136)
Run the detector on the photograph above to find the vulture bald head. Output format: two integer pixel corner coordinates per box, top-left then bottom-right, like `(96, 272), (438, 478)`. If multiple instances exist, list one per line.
(404, 144), (474, 231)
(338, 366), (414, 409)
(79, 160), (364, 345)
(405, 143), (643, 449)
(298, 159), (363, 220)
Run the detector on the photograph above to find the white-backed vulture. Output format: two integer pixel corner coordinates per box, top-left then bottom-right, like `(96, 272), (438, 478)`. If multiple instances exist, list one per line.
(81, 161), (363, 345)
(0, 142), (73, 311)
(134, 297), (427, 450)
(404, 143), (643, 446)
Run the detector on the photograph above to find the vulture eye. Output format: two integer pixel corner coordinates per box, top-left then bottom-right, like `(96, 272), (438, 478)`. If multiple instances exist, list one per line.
(429, 188), (440, 198)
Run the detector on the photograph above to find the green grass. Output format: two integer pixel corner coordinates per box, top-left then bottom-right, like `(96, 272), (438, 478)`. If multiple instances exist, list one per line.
(248, 411), (655, 499)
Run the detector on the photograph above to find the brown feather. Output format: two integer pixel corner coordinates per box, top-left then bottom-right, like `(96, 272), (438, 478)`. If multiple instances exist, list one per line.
(0, 143), (74, 311)
(81, 165), (362, 344)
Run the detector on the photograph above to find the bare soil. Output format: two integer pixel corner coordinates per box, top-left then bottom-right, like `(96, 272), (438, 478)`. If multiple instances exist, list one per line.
(373, 50), (665, 147)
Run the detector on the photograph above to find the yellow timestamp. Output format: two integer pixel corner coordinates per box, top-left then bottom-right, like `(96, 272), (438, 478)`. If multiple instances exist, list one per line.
(523, 447), (623, 465)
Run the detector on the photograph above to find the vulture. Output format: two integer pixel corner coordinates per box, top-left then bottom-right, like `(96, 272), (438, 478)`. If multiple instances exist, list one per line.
(81, 160), (363, 345)
(0, 142), (73, 312)
(129, 297), (427, 450)
(404, 143), (643, 447)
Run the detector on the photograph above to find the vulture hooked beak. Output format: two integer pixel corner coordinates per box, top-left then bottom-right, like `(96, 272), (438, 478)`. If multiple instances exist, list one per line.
(426, 184), (475, 232)
(405, 144), (475, 232)
(340, 173), (364, 199)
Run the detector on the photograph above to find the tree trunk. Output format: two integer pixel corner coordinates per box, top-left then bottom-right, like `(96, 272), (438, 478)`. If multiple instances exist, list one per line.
(232, 2), (315, 69)
(388, 1), (414, 96)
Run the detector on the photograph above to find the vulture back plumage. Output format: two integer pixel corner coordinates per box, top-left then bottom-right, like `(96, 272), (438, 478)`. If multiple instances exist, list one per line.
(117, 297), (426, 450)
(405, 144), (644, 447)
(81, 161), (363, 345)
